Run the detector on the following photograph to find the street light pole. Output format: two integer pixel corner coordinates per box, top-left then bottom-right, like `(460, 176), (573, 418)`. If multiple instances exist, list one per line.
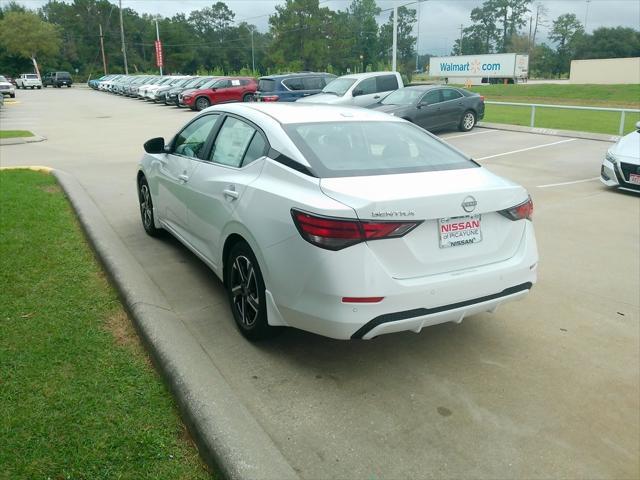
(415, 1), (420, 71)
(392, 5), (398, 71)
(251, 28), (255, 74)
(155, 19), (163, 76)
(118, 0), (128, 74)
(99, 24), (107, 75)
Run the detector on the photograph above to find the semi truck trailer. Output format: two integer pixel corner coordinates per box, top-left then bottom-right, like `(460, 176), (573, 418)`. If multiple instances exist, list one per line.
(429, 53), (529, 85)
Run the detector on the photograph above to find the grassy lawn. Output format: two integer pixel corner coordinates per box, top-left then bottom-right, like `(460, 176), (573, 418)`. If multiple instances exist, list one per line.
(0, 170), (211, 479)
(483, 103), (640, 136)
(468, 84), (640, 108)
(0, 130), (35, 139)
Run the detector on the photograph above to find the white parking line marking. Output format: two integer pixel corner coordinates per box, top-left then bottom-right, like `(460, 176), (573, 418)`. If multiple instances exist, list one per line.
(537, 177), (599, 188)
(444, 130), (497, 140)
(476, 138), (576, 161)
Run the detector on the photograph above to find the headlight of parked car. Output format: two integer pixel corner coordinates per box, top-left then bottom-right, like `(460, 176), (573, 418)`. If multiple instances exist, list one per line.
(605, 151), (617, 165)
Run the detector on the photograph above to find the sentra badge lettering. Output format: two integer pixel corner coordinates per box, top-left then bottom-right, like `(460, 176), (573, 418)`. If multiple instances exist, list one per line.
(371, 210), (415, 218)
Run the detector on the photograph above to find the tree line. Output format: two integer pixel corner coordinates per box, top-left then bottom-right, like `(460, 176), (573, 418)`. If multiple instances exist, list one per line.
(0, 0), (638, 80)
(0, 0), (416, 79)
(452, 0), (640, 77)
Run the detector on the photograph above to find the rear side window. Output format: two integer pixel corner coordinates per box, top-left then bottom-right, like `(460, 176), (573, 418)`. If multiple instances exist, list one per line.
(302, 77), (323, 90)
(285, 121), (476, 178)
(376, 75), (398, 93)
(421, 90), (441, 105)
(442, 89), (462, 101)
(173, 114), (220, 159)
(211, 117), (257, 167)
(258, 79), (276, 92)
(283, 77), (305, 90)
(242, 133), (267, 166)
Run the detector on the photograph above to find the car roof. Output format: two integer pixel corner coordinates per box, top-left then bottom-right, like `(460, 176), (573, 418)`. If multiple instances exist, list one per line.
(206, 102), (405, 125)
(402, 84), (460, 91)
(260, 72), (335, 80)
(336, 71), (399, 80)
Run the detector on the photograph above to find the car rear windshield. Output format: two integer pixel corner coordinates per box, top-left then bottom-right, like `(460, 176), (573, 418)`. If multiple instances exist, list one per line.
(57, 72), (71, 78)
(26, 74), (38, 79)
(0, 76), (7, 82)
(284, 121), (477, 178)
(258, 79), (276, 92)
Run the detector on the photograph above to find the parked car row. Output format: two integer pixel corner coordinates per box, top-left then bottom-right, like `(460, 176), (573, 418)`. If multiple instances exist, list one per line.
(89, 73), (258, 111)
(89, 71), (485, 132)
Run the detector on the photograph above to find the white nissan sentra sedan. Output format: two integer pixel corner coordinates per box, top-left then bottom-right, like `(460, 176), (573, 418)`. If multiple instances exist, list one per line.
(137, 103), (538, 340)
(600, 121), (640, 194)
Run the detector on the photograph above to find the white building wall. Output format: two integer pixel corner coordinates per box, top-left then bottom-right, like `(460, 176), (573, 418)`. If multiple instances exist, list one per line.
(570, 57), (640, 84)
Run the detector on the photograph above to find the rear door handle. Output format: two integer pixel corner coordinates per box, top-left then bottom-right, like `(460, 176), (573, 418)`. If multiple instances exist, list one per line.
(223, 189), (239, 200)
(178, 174), (189, 182)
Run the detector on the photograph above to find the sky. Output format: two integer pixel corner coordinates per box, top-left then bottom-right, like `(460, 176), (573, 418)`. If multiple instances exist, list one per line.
(9, 0), (640, 55)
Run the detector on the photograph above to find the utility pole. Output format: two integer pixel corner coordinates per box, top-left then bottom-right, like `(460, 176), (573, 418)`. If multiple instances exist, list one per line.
(155, 19), (163, 76)
(99, 24), (107, 75)
(250, 27), (255, 74)
(415, 0), (420, 71)
(584, 0), (591, 31)
(392, 5), (398, 71)
(118, 0), (128, 74)
(459, 24), (464, 55)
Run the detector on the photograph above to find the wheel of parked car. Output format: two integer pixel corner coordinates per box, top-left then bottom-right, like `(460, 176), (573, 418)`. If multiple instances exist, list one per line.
(242, 93), (253, 102)
(37, 86), (41, 89)
(459, 110), (476, 132)
(137, 176), (162, 237)
(225, 241), (278, 341)
(10, 93), (15, 98)
(195, 96), (210, 111)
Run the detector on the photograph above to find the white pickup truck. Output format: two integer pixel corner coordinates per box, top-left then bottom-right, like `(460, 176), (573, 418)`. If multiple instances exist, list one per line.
(16, 73), (42, 89)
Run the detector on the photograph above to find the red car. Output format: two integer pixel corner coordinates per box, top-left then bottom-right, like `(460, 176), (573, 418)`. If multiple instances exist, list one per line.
(182, 77), (257, 111)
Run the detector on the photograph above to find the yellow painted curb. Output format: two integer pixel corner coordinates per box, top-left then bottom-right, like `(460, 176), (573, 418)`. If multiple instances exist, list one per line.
(0, 165), (52, 173)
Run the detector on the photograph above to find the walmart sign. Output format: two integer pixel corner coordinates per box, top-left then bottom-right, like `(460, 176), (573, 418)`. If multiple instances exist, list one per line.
(429, 54), (527, 79)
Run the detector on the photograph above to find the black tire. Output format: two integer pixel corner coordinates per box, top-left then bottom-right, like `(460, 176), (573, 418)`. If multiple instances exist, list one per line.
(225, 241), (279, 341)
(37, 86), (41, 89)
(137, 176), (163, 237)
(10, 94), (15, 98)
(459, 110), (476, 132)
(195, 96), (210, 111)
(242, 93), (253, 102)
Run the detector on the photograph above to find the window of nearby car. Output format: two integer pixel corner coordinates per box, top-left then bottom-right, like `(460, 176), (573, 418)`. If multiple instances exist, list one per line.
(172, 114), (220, 159)
(381, 88), (424, 105)
(355, 77), (377, 96)
(285, 121), (476, 178)
(56, 72), (72, 79)
(26, 74), (38, 79)
(322, 78), (356, 96)
(441, 89), (463, 102)
(283, 77), (305, 90)
(302, 77), (323, 90)
(0, 76), (7, 82)
(212, 79), (232, 89)
(420, 90), (441, 105)
(258, 78), (276, 92)
(210, 117), (262, 168)
(376, 74), (399, 92)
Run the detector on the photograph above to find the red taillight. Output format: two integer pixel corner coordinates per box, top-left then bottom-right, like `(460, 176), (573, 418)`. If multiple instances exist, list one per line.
(291, 209), (421, 251)
(479, 95), (485, 102)
(342, 297), (384, 303)
(261, 95), (279, 102)
(498, 196), (533, 221)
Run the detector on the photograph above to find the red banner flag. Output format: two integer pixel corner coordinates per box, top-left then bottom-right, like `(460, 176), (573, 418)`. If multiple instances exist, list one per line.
(154, 40), (163, 68)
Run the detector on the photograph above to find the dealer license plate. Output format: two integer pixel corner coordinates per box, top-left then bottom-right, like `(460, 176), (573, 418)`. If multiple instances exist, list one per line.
(438, 215), (482, 248)
(629, 173), (640, 185)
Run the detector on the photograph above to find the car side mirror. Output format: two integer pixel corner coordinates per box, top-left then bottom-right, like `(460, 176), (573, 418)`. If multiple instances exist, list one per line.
(352, 89), (364, 97)
(144, 137), (165, 154)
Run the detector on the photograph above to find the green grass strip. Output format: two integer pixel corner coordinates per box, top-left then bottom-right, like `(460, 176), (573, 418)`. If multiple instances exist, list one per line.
(0, 170), (211, 479)
(0, 130), (35, 139)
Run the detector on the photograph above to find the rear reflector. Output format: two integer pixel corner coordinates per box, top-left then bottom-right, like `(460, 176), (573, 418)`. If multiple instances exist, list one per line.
(260, 95), (279, 102)
(342, 297), (384, 303)
(498, 196), (533, 221)
(291, 209), (421, 251)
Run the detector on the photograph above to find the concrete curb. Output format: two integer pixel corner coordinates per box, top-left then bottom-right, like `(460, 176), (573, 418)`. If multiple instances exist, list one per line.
(477, 121), (620, 143)
(52, 169), (300, 480)
(0, 134), (47, 146)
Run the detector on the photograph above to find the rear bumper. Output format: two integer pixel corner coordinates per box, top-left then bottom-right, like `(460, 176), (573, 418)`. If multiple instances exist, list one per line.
(267, 221), (538, 340)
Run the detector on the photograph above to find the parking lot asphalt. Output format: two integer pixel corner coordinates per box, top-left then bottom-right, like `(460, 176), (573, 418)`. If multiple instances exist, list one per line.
(2, 88), (638, 479)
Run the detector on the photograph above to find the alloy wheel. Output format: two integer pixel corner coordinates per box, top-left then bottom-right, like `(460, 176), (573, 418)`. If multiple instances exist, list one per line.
(230, 255), (260, 328)
(139, 183), (153, 229)
(463, 112), (475, 130)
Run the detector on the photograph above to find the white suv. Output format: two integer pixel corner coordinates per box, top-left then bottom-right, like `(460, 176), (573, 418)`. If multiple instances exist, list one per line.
(297, 71), (403, 107)
(16, 73), (42, 89)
